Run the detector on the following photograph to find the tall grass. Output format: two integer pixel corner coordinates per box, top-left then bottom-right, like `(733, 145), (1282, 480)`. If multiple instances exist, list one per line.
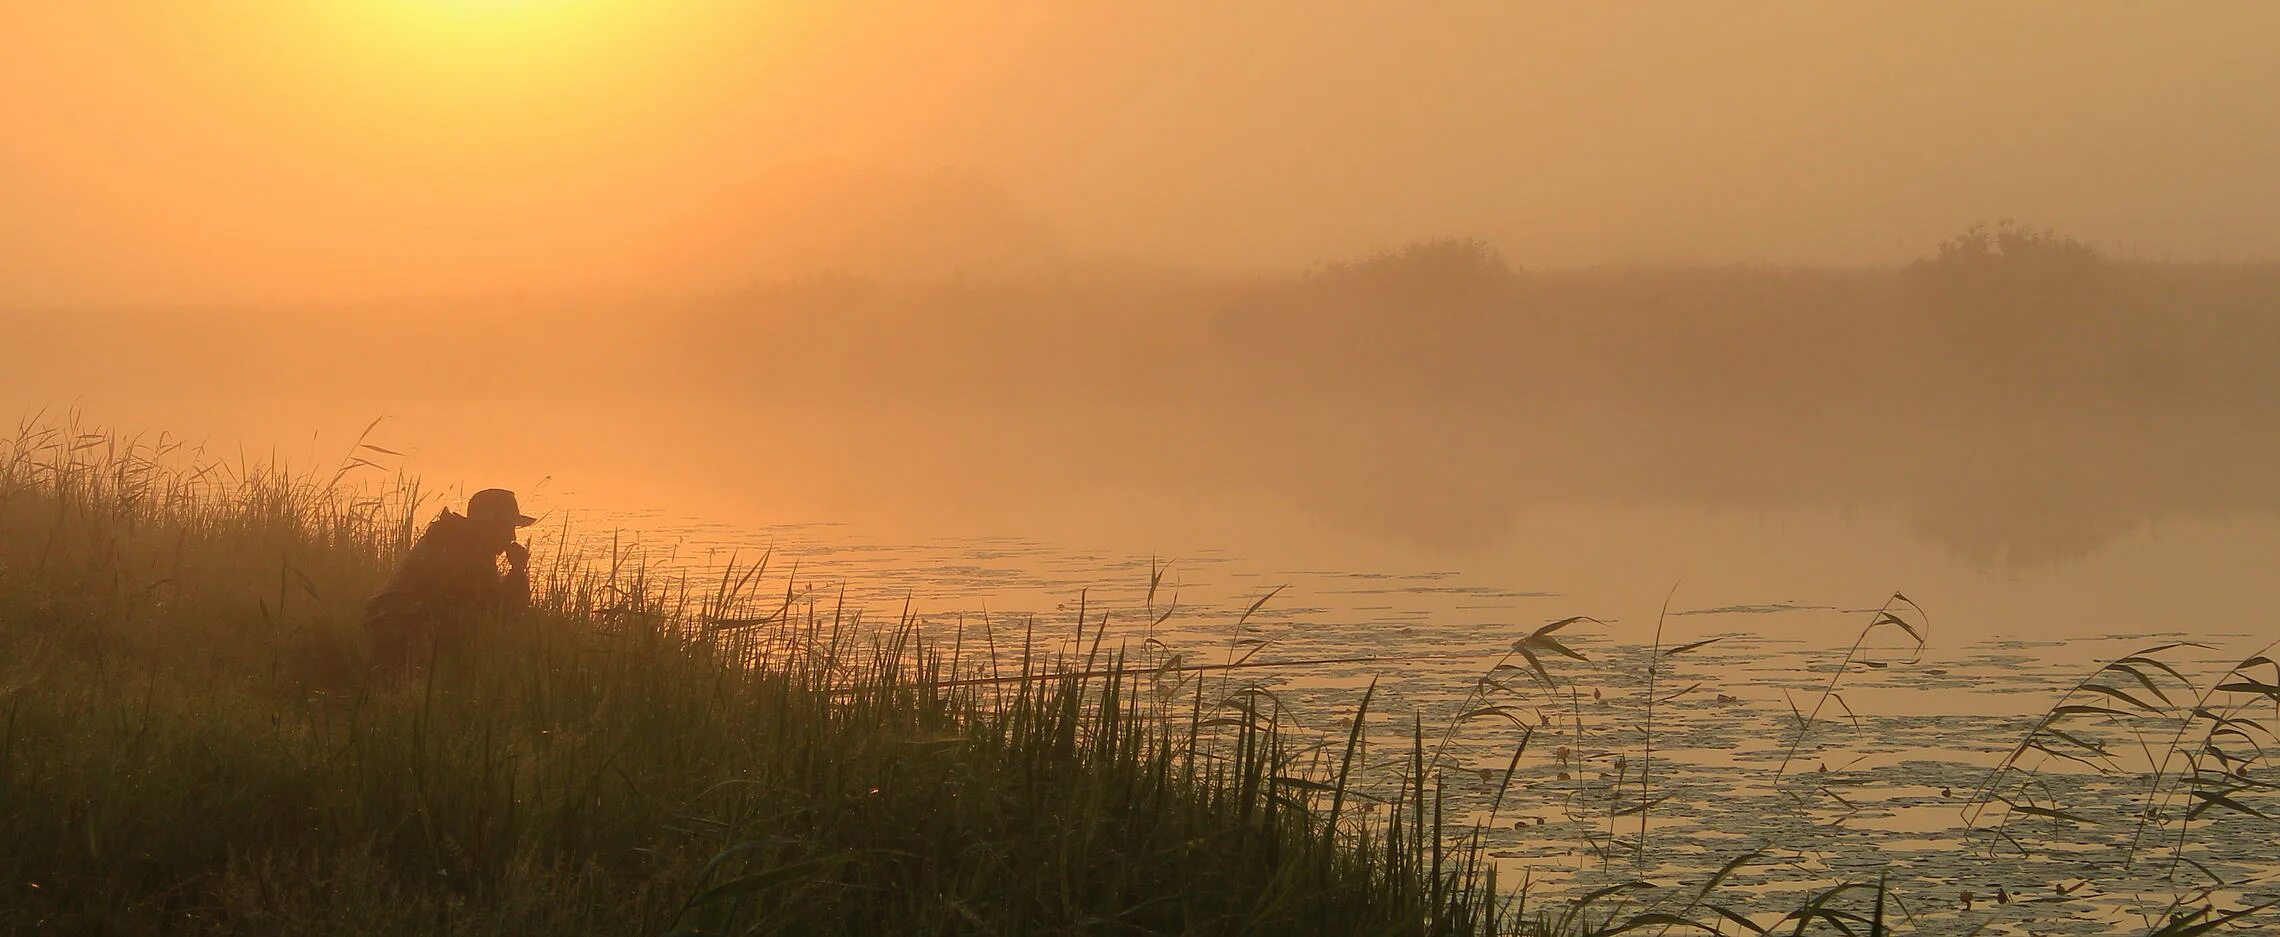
(0, 421), (1513, 935)
(1771, 593), (1929, 781)
(6, 419), (2272, 935)
(1967, 638), (2280, 890)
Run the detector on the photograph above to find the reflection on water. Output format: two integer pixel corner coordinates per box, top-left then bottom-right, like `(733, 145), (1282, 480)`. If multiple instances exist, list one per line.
(10, 273), (2280, 931)
(535, 511), (2276, 933)
(12, 267), (2280, 573)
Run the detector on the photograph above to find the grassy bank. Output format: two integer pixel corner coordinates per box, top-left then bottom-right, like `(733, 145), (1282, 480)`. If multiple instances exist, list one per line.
(0, 427), (1511, 935)
(14, 423), (2274, 935)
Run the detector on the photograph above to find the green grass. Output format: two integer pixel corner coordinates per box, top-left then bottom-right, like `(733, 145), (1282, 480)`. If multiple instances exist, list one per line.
(0, 424), (1521, 935)
(12, 421), (2271, 936)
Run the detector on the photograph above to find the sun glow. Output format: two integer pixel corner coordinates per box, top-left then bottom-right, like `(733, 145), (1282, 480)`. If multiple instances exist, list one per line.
(393, 0), (612, 26)
(279, 1), (722, 150)
(347, 1), (636, 63)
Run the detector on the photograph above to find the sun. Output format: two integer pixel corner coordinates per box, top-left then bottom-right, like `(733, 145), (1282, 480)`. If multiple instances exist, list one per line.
(332, 0), (637, 71)
(350, 0), (626, 46)
(412, 0), (583, 16)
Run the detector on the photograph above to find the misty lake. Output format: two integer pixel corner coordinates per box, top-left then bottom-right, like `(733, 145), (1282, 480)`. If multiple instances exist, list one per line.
(13, 281), (2280, 933)
(13, 6), (2280, 932)
(521, 487), (2274, 935)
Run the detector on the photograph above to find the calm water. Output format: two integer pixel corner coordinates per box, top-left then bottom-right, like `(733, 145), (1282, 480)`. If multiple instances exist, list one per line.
(14, 302), (2280, 933)
(531, 495), (2280, 935)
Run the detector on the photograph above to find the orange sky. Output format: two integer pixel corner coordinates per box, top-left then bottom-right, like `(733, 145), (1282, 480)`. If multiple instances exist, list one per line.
(4, 2), (2276, 306)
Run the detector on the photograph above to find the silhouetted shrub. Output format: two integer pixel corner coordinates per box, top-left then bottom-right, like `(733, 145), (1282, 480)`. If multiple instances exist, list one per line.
(1902, 220), (2121, 300)
(1304, 236), (1517, 304)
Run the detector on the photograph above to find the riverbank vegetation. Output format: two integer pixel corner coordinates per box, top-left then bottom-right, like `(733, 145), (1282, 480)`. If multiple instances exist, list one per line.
(0, 424), (1540, 935)
(8, 225), (2276, 567)
(6, 422), (2276, 934)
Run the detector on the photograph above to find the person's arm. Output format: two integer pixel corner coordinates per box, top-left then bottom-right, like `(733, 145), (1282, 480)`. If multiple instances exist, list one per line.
(501, 541), (532, 610)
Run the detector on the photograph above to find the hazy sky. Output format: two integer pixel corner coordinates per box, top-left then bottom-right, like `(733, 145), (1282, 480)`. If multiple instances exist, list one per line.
(4, 2), (2275, 306)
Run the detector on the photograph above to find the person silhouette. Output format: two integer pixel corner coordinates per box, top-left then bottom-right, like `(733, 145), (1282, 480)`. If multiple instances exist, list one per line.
(362, 488), (534, 666)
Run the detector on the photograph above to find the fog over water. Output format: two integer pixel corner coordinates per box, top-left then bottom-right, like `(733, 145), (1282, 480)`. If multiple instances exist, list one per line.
(10, 5), (2280, 928)
(11, 256), (2279, 648)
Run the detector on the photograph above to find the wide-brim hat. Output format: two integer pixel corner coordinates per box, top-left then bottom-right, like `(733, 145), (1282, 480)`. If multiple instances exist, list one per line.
(467, 488), (537, 527)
